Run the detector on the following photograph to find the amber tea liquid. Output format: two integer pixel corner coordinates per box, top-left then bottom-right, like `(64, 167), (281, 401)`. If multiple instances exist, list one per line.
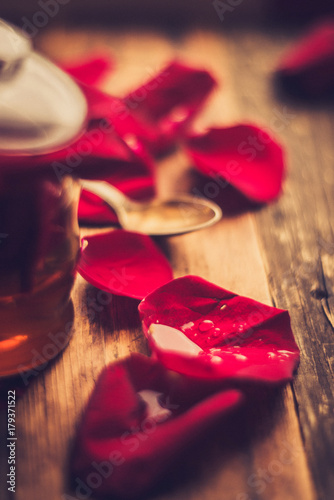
(0, 173), (80, 377)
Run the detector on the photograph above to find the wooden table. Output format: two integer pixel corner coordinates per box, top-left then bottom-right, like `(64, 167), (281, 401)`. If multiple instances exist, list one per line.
(1, 22), (333, 500)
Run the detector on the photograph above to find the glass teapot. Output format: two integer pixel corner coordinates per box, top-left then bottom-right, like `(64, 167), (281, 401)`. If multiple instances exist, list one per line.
(0, 19), (88, 377)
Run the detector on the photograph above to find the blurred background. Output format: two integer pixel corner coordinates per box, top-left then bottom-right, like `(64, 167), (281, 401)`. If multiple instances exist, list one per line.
(1, 0), (334, 30)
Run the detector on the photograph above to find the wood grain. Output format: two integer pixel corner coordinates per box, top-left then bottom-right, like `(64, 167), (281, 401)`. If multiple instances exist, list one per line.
(1, 24), (330, 500)
(228, 29), (334, 499)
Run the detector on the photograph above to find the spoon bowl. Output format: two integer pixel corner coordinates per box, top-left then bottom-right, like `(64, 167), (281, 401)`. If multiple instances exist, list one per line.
(81, 180), (222, 236)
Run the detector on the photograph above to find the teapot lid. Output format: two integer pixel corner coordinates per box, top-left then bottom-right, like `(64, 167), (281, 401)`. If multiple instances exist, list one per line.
(0, 19), (87, 156)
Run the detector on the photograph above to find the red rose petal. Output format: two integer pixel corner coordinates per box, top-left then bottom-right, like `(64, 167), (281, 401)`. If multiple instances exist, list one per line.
(76, 126), (156, 225)
(52, 120), (155, 225)
(275, 21), (334, 98)
(71, 353), (242, 499)
(77, 230), (173, 300)
(79, 82), (155, 159)
(184, 125), (285, 203)
(123, 61), (217, 155)
(78, 174), (155, 225)
(78, 83), (156, 172)
(139, 275), (300, 383)
(78, 189), (117, 224)
(62, 81), (156, 224)
(73, 84), (156, 223)
(61, 53), (114, 87)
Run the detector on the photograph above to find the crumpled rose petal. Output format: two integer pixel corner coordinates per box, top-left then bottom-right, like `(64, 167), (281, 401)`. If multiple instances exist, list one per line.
(75, 83), (156, 223)
(77, 230), (173, 300)
(61, 53), (114, 87)
(184, 125), (285, 203)
(275, 21), (334, 98)
(71, 353), (242, 499)
(139, 275), (300, 383)
(80, 82), (155, 169)
(123, 61), (217, 155)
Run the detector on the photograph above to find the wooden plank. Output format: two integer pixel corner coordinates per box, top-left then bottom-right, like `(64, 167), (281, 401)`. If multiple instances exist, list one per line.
(1, 26), (316, 500)
(228, 28), (334, 499)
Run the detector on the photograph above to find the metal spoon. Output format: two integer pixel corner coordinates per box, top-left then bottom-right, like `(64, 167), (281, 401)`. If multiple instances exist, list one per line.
(81, 180), (222, 236)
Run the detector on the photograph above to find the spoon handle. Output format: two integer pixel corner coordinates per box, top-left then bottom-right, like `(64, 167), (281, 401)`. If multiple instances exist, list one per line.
(81, 180), (132, 212)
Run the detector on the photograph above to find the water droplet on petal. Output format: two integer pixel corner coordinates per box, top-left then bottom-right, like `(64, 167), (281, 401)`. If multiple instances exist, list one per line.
(124, 133), (139, 150)
(234, 353), (247, 361)
(198, 320), (214, 332)
(212, 328), (221, 338)
(277, 350), (292, 358)
(210, 355), (223, 364)
(180, 321), (195, 331)
(237, 324), (244, 333)
(220, 304), (227, 311)
(267, 352), (277, 360)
